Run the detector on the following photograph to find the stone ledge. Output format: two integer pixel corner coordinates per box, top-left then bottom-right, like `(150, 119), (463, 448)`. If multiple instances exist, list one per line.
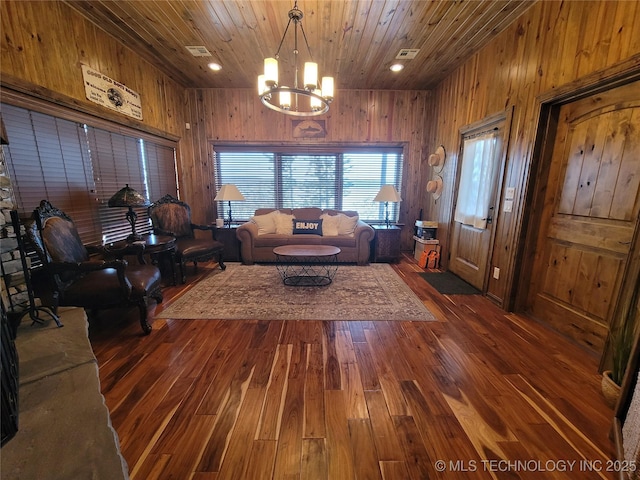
(1, 308), (128, 479)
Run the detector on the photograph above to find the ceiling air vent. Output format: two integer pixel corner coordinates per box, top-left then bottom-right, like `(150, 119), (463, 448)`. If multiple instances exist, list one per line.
(395, 49), (420, 60)
(185, 46), (212, 57)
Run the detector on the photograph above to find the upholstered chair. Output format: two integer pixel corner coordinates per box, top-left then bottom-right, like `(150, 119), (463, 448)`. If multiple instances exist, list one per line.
(28, 200), (163, 335)
(148, 194), (226, 283)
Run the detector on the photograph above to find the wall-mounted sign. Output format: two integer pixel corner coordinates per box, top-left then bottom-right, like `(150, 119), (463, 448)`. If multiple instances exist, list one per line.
(81, 64), (143, 120)
(292, 119), (326, 138)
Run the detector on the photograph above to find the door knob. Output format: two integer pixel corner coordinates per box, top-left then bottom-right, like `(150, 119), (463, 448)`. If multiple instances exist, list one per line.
(483, 206), (495, 224)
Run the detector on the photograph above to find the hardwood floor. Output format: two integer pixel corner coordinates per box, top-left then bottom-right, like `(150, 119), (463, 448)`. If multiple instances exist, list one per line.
(89, 255), (616, 479)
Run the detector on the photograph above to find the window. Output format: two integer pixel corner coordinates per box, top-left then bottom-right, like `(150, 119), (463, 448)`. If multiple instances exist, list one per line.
(85, 127), (152, 243)
(454, 129), (501, 229)
(1, 103), (177, 244)
(213, 146), (403, 223)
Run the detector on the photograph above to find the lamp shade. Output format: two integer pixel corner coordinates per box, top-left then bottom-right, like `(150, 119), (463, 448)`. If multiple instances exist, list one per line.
(304, 62), (318, 90)
(321, 76), (334, 101)
(264, 57), (278, 87)
(258, 74), (267, 95)
(373, 185), (402, 203)
(214, 184), (246, 201)
(310, 89), (322, 111)
(108, 184), (149, 207)
(279, 89), (291, 110)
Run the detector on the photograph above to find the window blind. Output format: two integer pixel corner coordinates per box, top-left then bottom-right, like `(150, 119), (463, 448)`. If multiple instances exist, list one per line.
(85, 127), (151, 243)
(145, 142), (178, 202)
(1, 103), (177, 244)
(280, 154), (338, 209)
(213, 146), (403, 223)
(2, 104), (101, 242)
(342, 152), (403, 221)
(215, 151), (276, 219)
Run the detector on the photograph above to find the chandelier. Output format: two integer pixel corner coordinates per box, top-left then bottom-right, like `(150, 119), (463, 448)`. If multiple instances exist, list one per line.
(258, 1), (334, 116)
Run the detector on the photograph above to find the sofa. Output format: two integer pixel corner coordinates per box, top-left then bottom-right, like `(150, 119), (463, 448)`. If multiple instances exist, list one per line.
(236, 207), (375, 265)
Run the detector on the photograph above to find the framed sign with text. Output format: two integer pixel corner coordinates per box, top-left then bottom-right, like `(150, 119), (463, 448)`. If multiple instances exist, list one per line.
(81, 64), (143, 120)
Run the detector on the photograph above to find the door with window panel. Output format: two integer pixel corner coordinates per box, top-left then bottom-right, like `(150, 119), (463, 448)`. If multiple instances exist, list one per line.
(449, 118), (506, 291)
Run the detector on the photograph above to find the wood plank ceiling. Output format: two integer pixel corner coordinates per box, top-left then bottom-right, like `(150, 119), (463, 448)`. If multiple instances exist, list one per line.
(64, 0), (535, 90)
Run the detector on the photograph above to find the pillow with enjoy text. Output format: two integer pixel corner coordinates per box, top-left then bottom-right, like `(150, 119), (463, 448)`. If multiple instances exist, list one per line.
(292, 219), (323, 235)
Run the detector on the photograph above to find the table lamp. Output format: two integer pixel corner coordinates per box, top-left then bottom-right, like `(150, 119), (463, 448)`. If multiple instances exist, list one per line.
(374, 185), (402, 228)
(214, 184), (245, 227)
(108, 184), (149, 242)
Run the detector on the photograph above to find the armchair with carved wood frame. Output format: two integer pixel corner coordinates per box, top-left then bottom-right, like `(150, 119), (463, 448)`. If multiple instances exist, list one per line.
(148, 194), (226, 283)
(27, 200), (163, 335)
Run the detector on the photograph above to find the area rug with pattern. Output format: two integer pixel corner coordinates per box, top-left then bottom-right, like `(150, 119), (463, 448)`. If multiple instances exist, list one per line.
(156, 263), (436, 321)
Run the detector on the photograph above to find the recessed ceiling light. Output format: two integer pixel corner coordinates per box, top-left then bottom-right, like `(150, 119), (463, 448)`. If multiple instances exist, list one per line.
(208, 62), (222, 71)
(390, 63), (404, 72)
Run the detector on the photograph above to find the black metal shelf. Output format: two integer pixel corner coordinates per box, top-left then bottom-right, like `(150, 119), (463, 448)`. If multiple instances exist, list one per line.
(3, 211), (61, 327)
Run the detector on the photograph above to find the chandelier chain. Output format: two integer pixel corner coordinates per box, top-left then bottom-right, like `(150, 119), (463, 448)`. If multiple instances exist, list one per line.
(274, 17), (294, 60)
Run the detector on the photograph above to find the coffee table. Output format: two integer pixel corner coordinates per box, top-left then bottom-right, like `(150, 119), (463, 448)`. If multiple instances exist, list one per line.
(273, 245), (341, 286)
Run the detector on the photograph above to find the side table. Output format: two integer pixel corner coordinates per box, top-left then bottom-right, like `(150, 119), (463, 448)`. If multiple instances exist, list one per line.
(370, 225), (402, 263)
(214, 224), (242, 262)
(109, 234), (177, 285)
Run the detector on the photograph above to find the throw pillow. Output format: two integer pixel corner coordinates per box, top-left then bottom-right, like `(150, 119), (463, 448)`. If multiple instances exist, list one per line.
(320, 213), (340, 236)
(337, 213), (359, 236)
(250, 211), (278, 235)
(274, 212), (294, 235)
(292, 219), (323, 235)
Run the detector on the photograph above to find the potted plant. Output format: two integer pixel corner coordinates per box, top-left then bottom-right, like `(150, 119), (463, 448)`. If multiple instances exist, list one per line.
(602, 284), (639, 409)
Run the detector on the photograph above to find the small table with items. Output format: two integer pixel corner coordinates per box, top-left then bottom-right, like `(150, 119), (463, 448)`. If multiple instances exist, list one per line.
(213, 223), (242, 262)
(273, 245), (341, 286)
(370, 224), (402, 263)
(108, 234), (177, 285)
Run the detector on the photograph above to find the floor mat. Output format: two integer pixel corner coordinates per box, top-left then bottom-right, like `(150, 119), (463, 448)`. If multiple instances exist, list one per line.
(418, 271), (481, 295)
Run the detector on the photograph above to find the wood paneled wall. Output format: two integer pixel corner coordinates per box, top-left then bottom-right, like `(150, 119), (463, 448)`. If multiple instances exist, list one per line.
(180, 88), (431, 248)
(3, 0), (639, 308)
(426, 0), (640, 307)
(0, 0), (184, 139)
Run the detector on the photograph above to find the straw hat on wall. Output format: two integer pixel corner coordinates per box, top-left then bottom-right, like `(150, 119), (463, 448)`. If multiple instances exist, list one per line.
(426, 175), (443, 200)
(428, 145), (446, 173)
